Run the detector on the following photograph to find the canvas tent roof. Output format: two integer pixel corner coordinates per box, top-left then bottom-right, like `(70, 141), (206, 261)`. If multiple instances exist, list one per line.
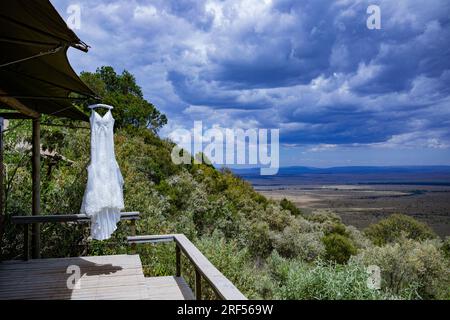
(0, 0), (96, 121)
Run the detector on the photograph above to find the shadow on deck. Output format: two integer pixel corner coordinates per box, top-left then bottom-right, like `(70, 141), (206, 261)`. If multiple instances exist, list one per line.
(0, 254), (194, 300)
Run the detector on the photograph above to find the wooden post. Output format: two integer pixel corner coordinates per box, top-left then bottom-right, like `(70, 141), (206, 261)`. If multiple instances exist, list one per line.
(130, 219), (136, 236)
(24, 224), (30, 260)
(175, 244), (181, 277)
(0, 117), (4, 251)
(31, 117), (41, 259)
(195, 269), (202, 300)
(0, 117), (3, 216)
(130, 220), (136, 254)
(0, 93), (39, 259)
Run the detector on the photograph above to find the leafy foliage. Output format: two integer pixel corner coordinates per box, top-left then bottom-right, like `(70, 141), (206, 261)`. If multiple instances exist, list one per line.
(353, 237), (450, 299)
(322, 233), (357, 264)
(280, 198), (302, 216)
(194, 232), (261, 299)
(364, 214), (437, 246)
(442, 236), (450, 260)
(271, 217), (324, 261)
(267, 252), (391, 300)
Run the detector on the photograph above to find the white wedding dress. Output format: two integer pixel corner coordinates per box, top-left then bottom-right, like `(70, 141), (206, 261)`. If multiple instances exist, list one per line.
(81, 109), (124, 240)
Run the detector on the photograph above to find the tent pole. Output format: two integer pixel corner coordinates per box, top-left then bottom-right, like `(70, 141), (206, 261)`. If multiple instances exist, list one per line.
(31, 116), (41, 259)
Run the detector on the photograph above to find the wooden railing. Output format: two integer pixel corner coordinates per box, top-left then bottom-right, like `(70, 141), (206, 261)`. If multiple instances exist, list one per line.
(127, 234), (247, 300)
(11, 212), (140, 260)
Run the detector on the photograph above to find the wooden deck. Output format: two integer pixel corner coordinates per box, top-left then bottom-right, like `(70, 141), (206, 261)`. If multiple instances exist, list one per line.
(145, 276), (194, 300)
(0, 254), (193, 300)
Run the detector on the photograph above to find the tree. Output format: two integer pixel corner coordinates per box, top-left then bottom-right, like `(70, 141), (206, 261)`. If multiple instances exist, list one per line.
(79, 66), (167, 132)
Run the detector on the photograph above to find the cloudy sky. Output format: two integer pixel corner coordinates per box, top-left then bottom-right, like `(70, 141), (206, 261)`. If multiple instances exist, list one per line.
(53, 0), (450, 167)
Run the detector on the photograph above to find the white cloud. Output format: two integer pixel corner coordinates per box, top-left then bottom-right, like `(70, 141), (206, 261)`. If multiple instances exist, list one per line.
(309, 144), (338, 152)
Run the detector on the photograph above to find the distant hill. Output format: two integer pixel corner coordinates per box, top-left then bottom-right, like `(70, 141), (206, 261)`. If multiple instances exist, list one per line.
(230, 166), (450, 186)
(231, 165), (450, 176)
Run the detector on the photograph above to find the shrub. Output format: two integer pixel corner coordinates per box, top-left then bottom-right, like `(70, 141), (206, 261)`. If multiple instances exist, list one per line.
(268, 252), (391, 300)
(441, 236), (450, 260)
(307, 209), (342, 224)
(345, 225), (373, 250)
(272, 228), (325, 261)
(245, 220), (273, 258)
(262, 204), (293, 232)
(195, 232), (261, 299)
(322, 221), (348, 236)
(322, 233), (357, 264)
(280, 198), (302, 216)
(364, 214), (436, 246)
(353, 237), (450, 299)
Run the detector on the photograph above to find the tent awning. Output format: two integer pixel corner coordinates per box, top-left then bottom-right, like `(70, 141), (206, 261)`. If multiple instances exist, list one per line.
(0, 0), (96, 121)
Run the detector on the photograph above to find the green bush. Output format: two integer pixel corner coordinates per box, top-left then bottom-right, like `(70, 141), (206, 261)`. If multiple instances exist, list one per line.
(245, 220), (273, 258)
(441, 236), (450, 260)
(280, 198), (302, 216)
(268, 252), (391, 300)
(272, 226), (325, 261)
(364, 214), (436, 246)
(322, 221), (348, 236)
(322, 233), (357, 264)
(345, 225), (373, 250)
(353, 237), (450, 299)
(307, 209), (342, 224)
(195, 232), (261, 299)
(262, 204), (293, 232)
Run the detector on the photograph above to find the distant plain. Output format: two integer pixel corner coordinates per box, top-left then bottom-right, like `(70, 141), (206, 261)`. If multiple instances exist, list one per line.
(236, 169), (450, 237)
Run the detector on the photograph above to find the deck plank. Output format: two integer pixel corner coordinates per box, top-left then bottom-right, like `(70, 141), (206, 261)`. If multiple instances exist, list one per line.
(144, 276), (194, 300)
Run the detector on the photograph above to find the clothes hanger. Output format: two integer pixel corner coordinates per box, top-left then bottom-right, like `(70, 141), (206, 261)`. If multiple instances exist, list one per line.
(88, 104), (114, 110)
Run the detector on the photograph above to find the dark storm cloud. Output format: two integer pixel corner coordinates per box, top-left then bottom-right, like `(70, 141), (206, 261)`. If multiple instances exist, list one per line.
(52, 0), (450, 150)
